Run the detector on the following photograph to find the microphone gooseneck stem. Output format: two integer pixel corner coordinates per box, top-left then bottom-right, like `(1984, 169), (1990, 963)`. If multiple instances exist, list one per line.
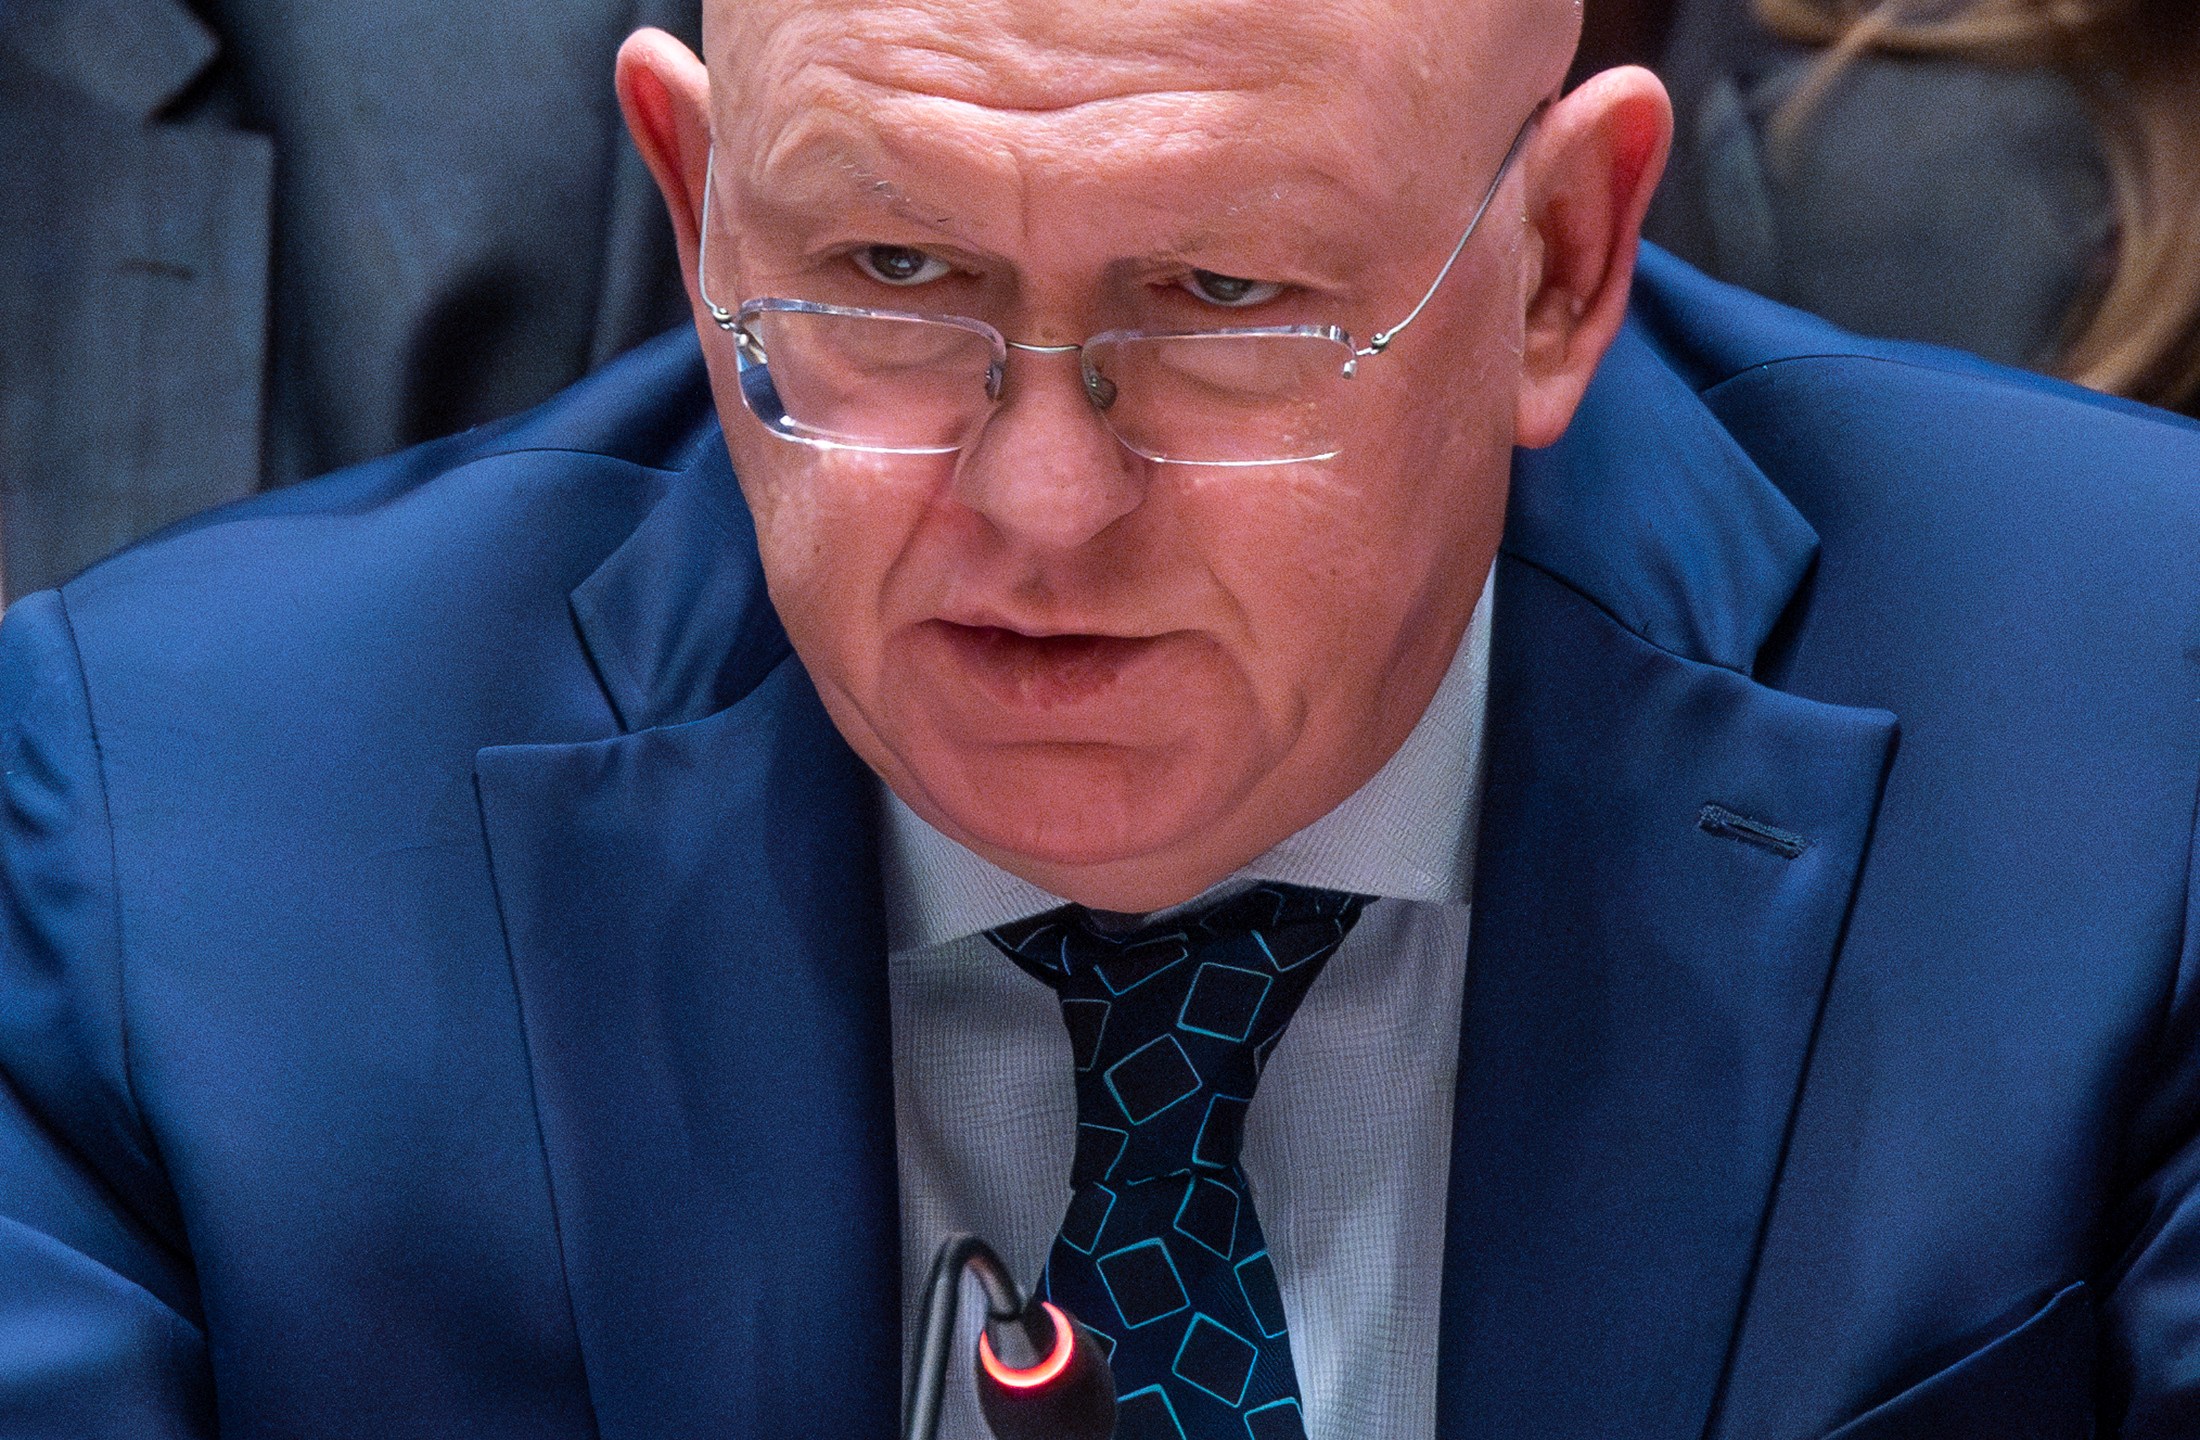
(904, 1234), (1025, 1440)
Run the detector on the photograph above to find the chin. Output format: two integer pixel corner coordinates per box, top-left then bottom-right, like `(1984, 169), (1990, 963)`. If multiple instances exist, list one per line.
(908, 738), (1239, 875)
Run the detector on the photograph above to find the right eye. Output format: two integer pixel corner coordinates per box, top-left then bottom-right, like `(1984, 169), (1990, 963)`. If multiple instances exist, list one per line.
(852, 245), (955, 287)
(1179, 269), (1285, 308)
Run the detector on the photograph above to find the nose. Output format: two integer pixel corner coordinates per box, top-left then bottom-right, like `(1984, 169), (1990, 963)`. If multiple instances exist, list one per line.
(952, 347), (1147, 552)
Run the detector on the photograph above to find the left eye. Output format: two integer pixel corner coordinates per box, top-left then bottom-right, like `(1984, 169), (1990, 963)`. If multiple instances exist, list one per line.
(1180, 269), (1284, 308)
(853, 245), (954, 286)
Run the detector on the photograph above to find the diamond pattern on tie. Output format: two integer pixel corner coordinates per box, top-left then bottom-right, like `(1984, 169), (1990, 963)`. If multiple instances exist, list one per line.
(988, 884), (1370, 1440)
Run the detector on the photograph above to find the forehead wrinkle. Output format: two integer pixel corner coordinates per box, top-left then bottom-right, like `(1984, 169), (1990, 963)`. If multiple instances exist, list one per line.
(821, 38), (1254, 117)
(781, 0), (1356, 113)
(712, 0), (1576, 126)
(741, 84), (986, 234)
(738, 65), (1384, 262)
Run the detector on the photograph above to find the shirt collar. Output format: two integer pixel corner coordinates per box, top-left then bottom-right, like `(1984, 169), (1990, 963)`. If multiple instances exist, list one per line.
(882, 566), (1494, 950)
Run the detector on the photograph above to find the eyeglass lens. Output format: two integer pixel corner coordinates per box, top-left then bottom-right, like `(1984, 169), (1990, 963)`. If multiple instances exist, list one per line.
(737, 309), (995, 453)
(735, 309), (1359, 465)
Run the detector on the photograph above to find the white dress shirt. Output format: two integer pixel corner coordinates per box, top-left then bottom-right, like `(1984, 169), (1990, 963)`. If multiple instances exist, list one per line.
(884, 572), (1492, 1440)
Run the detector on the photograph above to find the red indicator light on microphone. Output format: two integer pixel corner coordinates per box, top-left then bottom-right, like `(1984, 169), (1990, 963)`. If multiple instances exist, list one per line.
(975, 1298), (1116, 1440)
(978, 1301), (1076, 1390)
(909, 1235), (1113, 1440)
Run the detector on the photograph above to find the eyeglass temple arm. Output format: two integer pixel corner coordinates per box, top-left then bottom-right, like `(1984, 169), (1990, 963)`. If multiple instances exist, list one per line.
(699, 151), (737, 329)
(1356, 101), (1548, 359)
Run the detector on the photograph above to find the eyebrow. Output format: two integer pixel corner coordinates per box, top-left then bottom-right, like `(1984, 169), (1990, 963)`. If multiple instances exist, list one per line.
(739, 116), (1381, 286)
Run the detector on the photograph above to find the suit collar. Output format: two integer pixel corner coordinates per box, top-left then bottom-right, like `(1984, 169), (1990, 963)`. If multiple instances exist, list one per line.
(567, 437), (790, 733)
(1505, 318), (1822, 675)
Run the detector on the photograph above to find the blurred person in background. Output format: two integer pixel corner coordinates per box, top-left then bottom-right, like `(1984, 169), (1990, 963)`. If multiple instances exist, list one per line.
(1651, 0), (2200, 418)
(0, 0), (701, 602)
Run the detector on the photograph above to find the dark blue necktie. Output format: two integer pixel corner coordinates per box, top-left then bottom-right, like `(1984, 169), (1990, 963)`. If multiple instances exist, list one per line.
(986, 884), (1370, 1440)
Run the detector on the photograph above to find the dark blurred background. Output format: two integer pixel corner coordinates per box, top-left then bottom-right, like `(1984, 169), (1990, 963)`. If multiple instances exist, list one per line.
(1575, 0), (1682, 88)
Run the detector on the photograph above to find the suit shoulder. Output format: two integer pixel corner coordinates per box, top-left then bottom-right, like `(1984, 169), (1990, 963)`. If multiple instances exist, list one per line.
(1610, 247), (2198, 787)
(76, 325), (717, 571)
(1636, 241), (2197, 430)
(49, 331), (721, 741)
(1632, 244), (2200, 557)
(1706, 345), (2200, 581)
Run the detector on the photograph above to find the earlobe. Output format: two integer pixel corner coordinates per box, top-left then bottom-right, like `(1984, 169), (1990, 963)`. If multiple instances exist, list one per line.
(1513, 66), (1675, 449)
(616, 28), (715, 301)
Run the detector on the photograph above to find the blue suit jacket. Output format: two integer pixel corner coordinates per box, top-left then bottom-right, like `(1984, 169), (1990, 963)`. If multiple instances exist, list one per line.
(4, 249), (2199, 1440)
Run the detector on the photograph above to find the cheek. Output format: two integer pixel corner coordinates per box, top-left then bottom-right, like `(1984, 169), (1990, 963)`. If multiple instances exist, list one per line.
(1188, 425), (1484, 647)
(1185, 356), (1511, 715)
(1199, 473), (1392, 628)
(728, 435), (942, 672)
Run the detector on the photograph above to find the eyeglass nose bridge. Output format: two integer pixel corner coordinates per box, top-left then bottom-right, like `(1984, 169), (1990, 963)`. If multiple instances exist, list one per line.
(1002, 338), (1119, 413)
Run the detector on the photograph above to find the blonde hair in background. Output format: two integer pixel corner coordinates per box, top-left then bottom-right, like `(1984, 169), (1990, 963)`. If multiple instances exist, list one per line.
(1755, 0), (2200, 413)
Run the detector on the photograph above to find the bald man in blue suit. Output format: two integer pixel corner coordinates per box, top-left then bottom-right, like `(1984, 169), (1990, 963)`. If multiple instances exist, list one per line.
(4, 2), (2200, 1438)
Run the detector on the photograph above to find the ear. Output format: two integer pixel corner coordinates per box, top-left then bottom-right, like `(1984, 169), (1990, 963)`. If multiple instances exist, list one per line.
(1513, 66), (1674, 448)
(616, 28), (717, 322)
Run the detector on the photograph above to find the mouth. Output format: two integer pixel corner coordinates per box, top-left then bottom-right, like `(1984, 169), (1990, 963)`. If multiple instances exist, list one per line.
(925, 620), (1174, 710)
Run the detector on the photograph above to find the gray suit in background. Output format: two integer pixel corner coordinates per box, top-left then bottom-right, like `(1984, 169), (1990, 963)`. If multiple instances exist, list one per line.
(0, 0), (700, 601)
(1647, 0), (2111, 380)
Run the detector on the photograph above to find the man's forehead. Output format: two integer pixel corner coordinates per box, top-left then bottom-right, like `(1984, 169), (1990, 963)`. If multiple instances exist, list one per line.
(716, 0), (1438, 111)
(735, 77), (1379, 246)
(711, 0), (1570, 245)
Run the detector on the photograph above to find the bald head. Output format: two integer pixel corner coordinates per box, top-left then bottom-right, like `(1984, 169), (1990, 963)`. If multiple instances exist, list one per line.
(704, 0), (1581, 181)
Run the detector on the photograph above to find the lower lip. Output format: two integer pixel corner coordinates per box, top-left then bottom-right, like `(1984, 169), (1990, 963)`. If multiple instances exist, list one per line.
(926, 622), (1176, 713)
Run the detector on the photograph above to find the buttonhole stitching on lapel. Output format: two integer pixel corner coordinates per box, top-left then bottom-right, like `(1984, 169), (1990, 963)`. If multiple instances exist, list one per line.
(1697, 803), (1809, 859)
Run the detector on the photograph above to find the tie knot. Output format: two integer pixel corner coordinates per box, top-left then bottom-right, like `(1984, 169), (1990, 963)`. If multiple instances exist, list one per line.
(989, 883), (1368, 991)
(985, 884), (1370, 1183)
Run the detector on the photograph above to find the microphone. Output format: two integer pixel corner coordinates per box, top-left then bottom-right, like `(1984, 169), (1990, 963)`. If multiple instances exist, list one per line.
(903, 1234), (1116, 1440)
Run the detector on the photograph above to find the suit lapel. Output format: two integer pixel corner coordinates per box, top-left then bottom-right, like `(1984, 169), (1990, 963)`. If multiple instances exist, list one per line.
(476, 447), (899, 1440)
(1436, 326), (1899, 1439)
